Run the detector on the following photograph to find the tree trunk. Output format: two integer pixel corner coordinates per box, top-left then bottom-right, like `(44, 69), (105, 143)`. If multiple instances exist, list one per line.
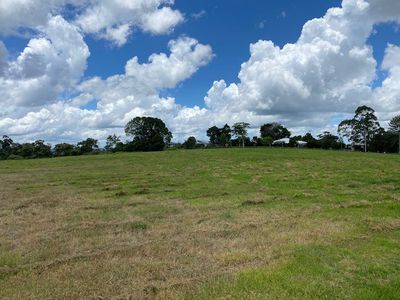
(398, 133), (400, 154)
(364, 130), (367, 153)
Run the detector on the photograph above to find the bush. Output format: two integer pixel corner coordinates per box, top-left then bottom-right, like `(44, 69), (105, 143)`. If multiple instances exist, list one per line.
(7, 154), (24, 160)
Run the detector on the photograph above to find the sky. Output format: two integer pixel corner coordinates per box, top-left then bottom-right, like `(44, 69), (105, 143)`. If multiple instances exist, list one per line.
(0, 0), (399, 144)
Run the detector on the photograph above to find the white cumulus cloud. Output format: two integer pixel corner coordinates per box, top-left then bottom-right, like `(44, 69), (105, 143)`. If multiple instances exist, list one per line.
(0, 16), (89, 116)
(0, 37), (213, 143)
(204, 0), (400, 132)
(0, 0), (183, 45)
(1, 0), (400, 143)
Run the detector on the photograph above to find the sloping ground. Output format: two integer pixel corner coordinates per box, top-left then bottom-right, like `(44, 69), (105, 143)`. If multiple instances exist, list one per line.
(0, 149), (399, 299)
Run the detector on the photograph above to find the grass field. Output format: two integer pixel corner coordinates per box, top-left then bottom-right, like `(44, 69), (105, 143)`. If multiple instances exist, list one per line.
(0, 148), (399, 299)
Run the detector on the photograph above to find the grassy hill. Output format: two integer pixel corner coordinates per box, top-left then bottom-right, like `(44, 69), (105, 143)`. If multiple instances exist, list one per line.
(0, 148), (399, 299)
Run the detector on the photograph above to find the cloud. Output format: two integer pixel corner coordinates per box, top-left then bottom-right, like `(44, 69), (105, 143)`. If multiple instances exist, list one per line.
(0, 16), (89, 115)
(0, 0), (183, 45)
(0, 41), (7, 75)
(258, 20), (267, 29)
(1, 0), (400, 144)
(0, 0), (84, 35)
(74, 0), (184, 45)
(372, 44), (400, 120)
(203, 0), (400, 133)
(0, 37), (213, 142)
(192, 10), (207, 20)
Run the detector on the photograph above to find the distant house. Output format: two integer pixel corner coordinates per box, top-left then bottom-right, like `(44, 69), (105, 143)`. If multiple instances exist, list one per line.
(272, 138), (290, 145)
(196, 140), (208, 148)
(296, 141), (307, 147)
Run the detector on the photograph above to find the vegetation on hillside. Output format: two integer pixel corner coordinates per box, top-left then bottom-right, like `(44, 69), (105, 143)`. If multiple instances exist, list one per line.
(1, 106), (399, 160)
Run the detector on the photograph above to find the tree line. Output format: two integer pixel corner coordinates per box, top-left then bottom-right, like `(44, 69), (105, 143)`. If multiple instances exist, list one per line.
(1, 106), (399, 160)
(185, 105), (400, 153)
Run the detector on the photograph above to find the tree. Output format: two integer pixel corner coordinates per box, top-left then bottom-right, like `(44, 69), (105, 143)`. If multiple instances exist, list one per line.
(260, 123), (291, 140)
(183, 136), (197, 149)
(206, 124), (231, 146)
(54, 143), (76, 156)
(105, 134), (121, 152)
(302, 133), (318, 148)
(206, 126), (220, 145)
(259, 136), (273, 146)
(389, 115), (400, 154)
(32, 140), (52, 158)
(317, 132), (341, 150)
(0, 135), (14, 159)
(125, 117), (172, 151)
(289, 135), (303, 147)
(338, 105), (381, 152)
(77, 138), (99, 154)
(220, 124), (232, 146)
(17, 143), (35, 158)
(232, 122), (250, 148)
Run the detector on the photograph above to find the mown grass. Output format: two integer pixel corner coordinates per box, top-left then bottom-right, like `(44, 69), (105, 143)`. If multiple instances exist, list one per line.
(0, 148), (399, 299)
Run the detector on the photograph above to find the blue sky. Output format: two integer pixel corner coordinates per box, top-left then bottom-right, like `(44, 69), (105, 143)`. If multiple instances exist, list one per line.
(84, 0), (345, 108)
(76, 0), (399, 108)
(0, 0), (399, 143)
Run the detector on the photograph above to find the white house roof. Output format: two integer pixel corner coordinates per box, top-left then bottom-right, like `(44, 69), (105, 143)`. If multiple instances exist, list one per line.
(272, 138), (290, 144)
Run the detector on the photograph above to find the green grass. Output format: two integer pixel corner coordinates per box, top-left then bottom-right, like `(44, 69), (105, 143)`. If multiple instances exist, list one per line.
(0, 148), (399, 299)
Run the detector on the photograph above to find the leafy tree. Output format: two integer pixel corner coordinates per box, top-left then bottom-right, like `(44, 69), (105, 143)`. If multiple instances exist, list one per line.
(183, 136), (197, 149)
(32, 140), (52, 158)
(105, 134), (121, 152)
(232, 122), (250, 148)
(317, 132), (341, 150)
(260, 123), (291, 140)
(338, 105), (381, 152)
(389, 115), (400, 154)
(17, 143), (35, 158)
(259, 136), (273, 146)
(220, 124), (232, 146)
(302, 133), (319, 148)
(206, 124), (231, 146)
(206, 126), (220, 145)
(125, 117), (172, 151)
(289, 135), (303, 147)
(77, 138), (99, 154)
(0, 135), (14, 159)
(54, 143), (76, 156)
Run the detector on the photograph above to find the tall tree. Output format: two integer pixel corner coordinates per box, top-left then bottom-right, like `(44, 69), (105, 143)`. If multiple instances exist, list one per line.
(232, 122), (250, 148)
(338, 105), (381, 152)
(105, 134), (121, 152)
(260, 123), (291, 140)
(32, 140), (52, 158)
(183, 136), (197, 149)
(77, 138), (99, 154)
(317, 132), (341, 150)
(389, 115), (400, 154)
(54, 143), (76, 156)
(206, 124), (231, 146)
(125, 117), (172, 151)
(220, 124), (232, 146)
(0, 135), (14, 159)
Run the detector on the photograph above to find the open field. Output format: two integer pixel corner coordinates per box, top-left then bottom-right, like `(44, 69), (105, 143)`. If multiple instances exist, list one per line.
(0, 148), (399, 299)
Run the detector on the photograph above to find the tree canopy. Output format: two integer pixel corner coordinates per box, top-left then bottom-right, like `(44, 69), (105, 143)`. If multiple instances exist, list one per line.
(183, 136), (197, 149)
(260, 123), (291, 140)
(206, 124), (231, 146)
(389, 115), (400, 154)
(338, 105), (381, 152)
(232, 122), (250, 148)
(125, 116), (172, 151)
